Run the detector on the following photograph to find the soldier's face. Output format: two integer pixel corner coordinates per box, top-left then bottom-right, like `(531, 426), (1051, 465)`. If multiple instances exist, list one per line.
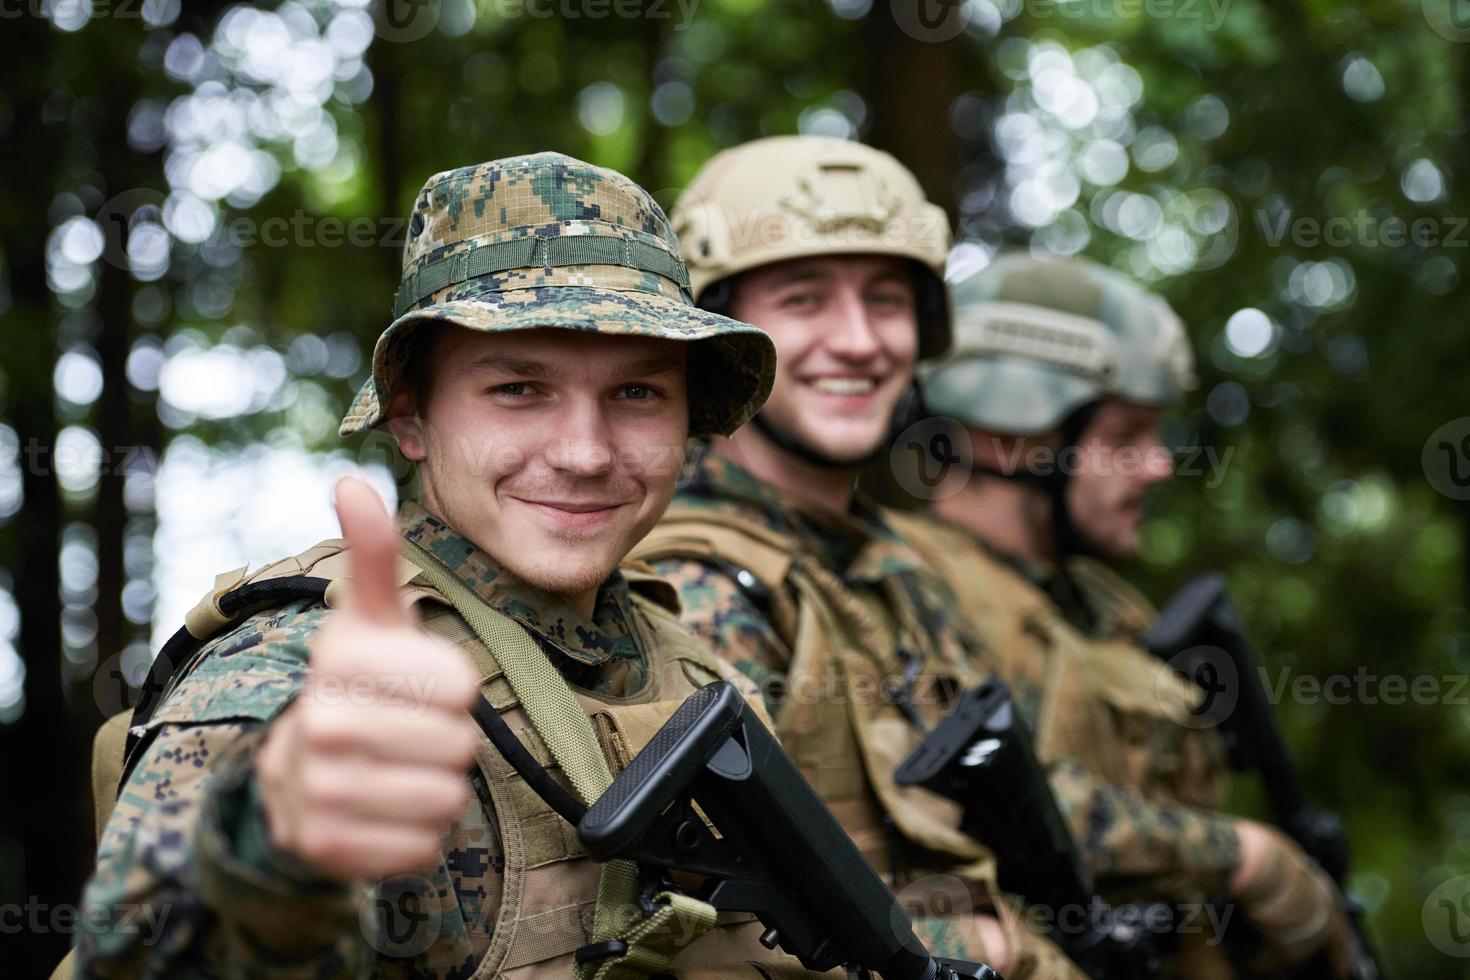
(390, 326), (688, 605)
(729, 255), (918, 465)
(1064, 399), (1175, 561)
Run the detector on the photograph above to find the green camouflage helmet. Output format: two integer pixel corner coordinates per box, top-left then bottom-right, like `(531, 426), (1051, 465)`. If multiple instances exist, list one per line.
(338, 152), (777, 438)
(919, 253), (1196, 435)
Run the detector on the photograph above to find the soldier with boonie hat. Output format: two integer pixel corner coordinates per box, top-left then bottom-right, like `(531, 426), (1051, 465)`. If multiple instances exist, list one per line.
(73, 152), (829, 980)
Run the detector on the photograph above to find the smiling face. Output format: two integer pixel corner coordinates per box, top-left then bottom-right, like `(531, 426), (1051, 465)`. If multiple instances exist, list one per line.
(1064, 398), (1175, 561)
(727, 255), (919, 466)
(388, 326), (689, 609)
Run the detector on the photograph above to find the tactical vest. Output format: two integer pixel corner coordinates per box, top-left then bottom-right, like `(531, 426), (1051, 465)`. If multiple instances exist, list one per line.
(886, 513), (1243, 979)
(89, 539), (816, 980)
(631, 509), (996, 894)
(884, 511), (1225, 811)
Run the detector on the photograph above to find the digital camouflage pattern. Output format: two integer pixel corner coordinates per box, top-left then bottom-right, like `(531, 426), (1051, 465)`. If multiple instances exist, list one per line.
(77, 502), (689, 979)
(648, 450), (980, 719)
(339, 152), (776, 439)
(643, 450), (1088, 980)
(884, 508), (1242, 906)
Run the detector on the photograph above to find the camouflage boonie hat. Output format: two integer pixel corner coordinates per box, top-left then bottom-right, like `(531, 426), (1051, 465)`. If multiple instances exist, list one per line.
(339, 152), (777, 438)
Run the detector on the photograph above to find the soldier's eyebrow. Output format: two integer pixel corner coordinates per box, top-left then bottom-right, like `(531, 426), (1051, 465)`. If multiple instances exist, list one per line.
(460, 354), (553, 378)
(612, 354), (684, 378)
(769, 265), (833, 287)
(458, 352), (683, 381)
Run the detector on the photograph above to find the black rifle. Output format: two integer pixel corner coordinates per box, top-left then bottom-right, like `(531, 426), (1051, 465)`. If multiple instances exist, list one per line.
(1144, 571), (1384, 980)
(895, 679), (1160, 980)
(577, 680), (1000, 980)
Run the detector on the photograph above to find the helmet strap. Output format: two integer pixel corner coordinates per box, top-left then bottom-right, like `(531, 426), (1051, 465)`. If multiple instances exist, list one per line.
(748, 380), (923, 473)
(966, 401), (1102, 562)
(1050, 401), (1102, 562)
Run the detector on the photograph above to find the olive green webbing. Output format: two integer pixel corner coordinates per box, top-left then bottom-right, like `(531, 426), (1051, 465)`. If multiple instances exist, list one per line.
(393, 233), (690, 317)
(397, 540), (715, 978)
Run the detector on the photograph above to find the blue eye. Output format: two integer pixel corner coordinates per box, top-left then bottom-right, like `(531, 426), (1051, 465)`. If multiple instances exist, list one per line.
(620, 384), (663, 401)
(491, 383), (529, 397)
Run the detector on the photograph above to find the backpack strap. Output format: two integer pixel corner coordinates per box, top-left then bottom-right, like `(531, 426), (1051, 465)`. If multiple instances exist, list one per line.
(118, 575), (335, 795)
(630, 507), (799, 642)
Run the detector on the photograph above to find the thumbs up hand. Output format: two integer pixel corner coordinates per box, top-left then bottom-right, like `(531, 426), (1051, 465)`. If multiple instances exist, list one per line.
(256, 477), (482, 881)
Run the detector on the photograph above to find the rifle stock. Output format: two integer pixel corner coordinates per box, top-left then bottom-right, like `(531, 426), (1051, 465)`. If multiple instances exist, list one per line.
(895, 679), (1160, 980)
(577, 680), (999, 980)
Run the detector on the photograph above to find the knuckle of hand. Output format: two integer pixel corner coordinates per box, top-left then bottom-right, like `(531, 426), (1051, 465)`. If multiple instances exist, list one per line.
(296, 823), (339, 864)
(300, 707), (356, 750)
(301, 766), (351, 810)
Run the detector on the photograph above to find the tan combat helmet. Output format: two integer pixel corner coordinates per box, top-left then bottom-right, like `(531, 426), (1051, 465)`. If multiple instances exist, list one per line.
(920, 252), (1196, 436)
(671, 135), (954, 359)
(340, 152), (777, 439)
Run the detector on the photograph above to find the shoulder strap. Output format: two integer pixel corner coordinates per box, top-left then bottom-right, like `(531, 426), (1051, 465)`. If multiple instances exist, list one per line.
(1066, 556), (1158, 639)
(632, 508), (799, 642)
(396, 539), (717, 980)
(118, 574), (335, 794)
(634, 506), (794, 586)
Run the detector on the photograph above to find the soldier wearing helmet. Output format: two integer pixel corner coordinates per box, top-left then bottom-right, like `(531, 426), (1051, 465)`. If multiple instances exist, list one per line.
(888, 252), (1351, 978)
(75, 153), (823, 978)
(632, 137), (1087, 980)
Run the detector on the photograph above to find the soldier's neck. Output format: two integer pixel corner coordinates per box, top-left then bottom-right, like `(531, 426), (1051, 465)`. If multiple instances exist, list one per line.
(713, 430), (856, 515)
(933, 478), (1058, 568)
(416, 489), (601, 619)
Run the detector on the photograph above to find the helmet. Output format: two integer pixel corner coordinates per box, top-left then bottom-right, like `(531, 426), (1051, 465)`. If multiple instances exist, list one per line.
(671, 136), (953, 359)
(920, 253), (1196, 435)
(339, 152), (776, 439)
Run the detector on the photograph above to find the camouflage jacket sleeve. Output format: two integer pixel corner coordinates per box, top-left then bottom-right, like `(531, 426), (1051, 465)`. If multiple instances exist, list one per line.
(77, 599), (373, 978)
(1049, 759), (1242, 899)
(646, 557), (793, 718)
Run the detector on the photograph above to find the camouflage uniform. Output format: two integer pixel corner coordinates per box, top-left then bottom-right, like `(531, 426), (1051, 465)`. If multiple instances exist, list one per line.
(73, 153), (815, 979)
(626, 137), (1085, 980)
(636, 451), (1081, 979)
(886, 510), (1240, 902)
(896, 254), (1246, 975)
(81, 504), (801, 978)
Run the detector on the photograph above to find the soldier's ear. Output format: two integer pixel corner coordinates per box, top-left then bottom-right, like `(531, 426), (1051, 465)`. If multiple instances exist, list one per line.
(386, 387), (429, 461)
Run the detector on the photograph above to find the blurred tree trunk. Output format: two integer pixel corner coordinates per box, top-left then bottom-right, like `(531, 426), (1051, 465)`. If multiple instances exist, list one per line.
(373, 38), (406, 283)
(859, 3), (965, 219)
(90, 73), (141, 734)
(0, 16), (76, 977)
(634, 24), (672, 194)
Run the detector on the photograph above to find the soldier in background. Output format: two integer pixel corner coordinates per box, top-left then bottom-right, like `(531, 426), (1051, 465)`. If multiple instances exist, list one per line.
(73, 152), (821, 979)
(634, 136), (1086, 980)
(887, 253), (1350, 978)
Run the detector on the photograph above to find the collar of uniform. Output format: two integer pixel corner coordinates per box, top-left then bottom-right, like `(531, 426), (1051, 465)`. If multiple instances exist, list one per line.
(395, 500), (641, 668)
(675, 448), (925, 585)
